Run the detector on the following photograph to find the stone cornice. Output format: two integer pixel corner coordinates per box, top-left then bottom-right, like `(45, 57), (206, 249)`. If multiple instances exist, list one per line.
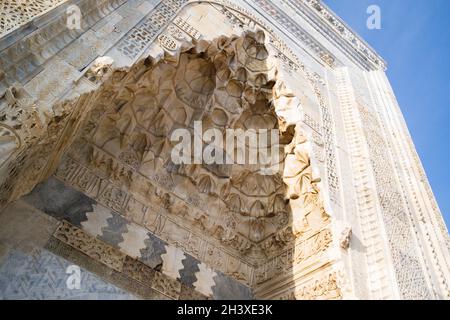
(298, 0), (386, 70)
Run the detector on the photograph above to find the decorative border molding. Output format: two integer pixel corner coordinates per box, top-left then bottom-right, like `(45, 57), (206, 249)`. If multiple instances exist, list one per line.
(0, 0), (68, 38)
(295, 0), (386, 70)
(357, 102), (432, 299)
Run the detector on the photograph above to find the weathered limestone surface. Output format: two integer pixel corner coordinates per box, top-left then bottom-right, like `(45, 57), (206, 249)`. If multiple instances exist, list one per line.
(0, 0), (449, 300)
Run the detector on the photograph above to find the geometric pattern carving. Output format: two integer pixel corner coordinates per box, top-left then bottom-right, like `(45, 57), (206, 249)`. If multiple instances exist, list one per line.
(314, 80), (341, 204)
(193, 263), (217, 297)
(53, 221), (127, 272)
(357, 103), (432, 299)
(0, 248), (135, 300)
(116, 0), (189, 59)
(53, 157), (256, 285)
(81, 204), (112, 238)
(252, 0), (337, 67)
(60, 29), (334, 269)
(173, 16), (201, 40)
(253, 228), (332, 285)
(161, 245), (186, 279)
(0, 0), (67, 38)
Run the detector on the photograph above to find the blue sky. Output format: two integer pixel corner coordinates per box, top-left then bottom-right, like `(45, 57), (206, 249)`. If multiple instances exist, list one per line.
(324, 0), (450, 228)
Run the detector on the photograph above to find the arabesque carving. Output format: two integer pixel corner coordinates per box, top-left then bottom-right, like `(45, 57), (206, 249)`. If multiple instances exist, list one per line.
(0, 0), (447, 301)
(0, 26), (345, 299)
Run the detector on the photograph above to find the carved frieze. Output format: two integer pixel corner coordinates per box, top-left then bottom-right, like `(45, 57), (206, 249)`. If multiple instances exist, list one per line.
(53, 221), (126, 272)
(0, 3), (352, 300)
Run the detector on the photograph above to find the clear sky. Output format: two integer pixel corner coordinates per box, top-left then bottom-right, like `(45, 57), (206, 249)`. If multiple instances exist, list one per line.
(323, 0), (450, 229)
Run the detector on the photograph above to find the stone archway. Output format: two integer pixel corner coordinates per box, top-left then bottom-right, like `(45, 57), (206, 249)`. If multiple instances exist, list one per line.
(64, 29), (332, 262)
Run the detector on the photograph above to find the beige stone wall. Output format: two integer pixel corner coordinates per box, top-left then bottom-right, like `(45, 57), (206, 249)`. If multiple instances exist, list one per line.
(0, 0), (448, 300)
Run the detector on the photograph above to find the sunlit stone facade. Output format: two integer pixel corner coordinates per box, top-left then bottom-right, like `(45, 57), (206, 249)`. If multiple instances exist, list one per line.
(0, 0), (448, 300)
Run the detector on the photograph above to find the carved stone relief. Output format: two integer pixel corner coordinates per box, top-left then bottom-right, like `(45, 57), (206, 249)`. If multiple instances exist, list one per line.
(0, 3), (350, 299)
(0, 0), (67, 37)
